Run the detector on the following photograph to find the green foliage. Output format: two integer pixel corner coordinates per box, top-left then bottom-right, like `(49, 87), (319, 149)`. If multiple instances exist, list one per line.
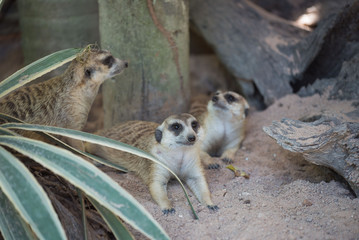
(0, 48), (176, 240)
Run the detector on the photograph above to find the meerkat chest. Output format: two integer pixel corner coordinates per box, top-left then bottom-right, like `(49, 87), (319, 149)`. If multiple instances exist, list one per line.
(205, 118), (239, 142)
(202, 117), (241, 153)
(151, 146), (199, 178)
(59, 86), (99, 130)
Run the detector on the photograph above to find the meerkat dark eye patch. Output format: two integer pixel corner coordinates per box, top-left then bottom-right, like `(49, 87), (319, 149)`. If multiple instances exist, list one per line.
(191, 121), (199, 132)
(225, 93), (237, 103)
(85, 68), (94, 78)
(102, 56), (115, 68)
(169, 122), (183, 136)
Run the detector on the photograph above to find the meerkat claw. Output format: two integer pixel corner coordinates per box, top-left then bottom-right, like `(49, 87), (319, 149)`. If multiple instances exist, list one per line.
(162, 208), (176, 215)
(221, 157), (233, 164)
(207, 163), (221, 169)
(207, 205), (219, 211)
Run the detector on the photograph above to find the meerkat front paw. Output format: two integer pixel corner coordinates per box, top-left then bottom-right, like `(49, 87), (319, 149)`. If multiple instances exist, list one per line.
(221, 147), (238, 164)
(221, 157), (233, 164)
(207, 205), (219, 212)
(162, 208), (176, 215)
(201, 152), (221, 170)
(207, 163), (221, 169)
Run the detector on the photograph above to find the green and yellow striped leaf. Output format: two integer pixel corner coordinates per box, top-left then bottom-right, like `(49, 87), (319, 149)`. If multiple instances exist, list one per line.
(0, 136), (170, 240)
(0, 146), (67, 240)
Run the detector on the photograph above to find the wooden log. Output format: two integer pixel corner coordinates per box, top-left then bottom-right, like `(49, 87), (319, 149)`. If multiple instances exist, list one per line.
(263, 116), (359, 196)
(299, 1), (359, 89)
(299, 52), (359, 102)
(189, 0), (350, 105)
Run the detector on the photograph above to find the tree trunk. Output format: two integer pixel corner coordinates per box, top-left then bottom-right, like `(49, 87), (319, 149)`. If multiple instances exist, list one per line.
(17, 0), (99, 64)
(99, 0), (189, 127)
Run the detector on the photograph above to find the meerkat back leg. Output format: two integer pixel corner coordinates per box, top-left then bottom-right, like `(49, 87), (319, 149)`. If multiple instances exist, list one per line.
(200, 151), (221, 169)
(220, 147), (238, 164)
(148, 169), (174, 214)
(184, 167), (218, 211)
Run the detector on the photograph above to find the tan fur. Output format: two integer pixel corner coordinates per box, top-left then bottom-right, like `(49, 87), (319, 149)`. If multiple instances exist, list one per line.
(0, 46), (127, 144)
(190, 90), (249, 168)
(85, 113), (218, 213)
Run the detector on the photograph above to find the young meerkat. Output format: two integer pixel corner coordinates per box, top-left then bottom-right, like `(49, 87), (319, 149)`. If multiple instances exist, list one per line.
(190, 90), (249, 169)
(85, 113), (218, 214)
(0, 46), (128, 142)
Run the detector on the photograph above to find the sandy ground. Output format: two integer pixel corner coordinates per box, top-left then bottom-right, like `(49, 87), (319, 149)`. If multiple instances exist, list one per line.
(96, 93), (359, 240)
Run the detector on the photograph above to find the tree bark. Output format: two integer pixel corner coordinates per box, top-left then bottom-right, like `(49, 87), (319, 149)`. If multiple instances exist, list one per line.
(17, 0), (99, 64)
(99, 0), (189, 127)
(263, 116), (359, 196)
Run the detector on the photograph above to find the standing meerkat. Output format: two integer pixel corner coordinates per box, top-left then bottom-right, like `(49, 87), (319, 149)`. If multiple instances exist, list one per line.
(0, 46), (128, 141)
(85, 113), (218, 214)
(190, 90), (249, 169)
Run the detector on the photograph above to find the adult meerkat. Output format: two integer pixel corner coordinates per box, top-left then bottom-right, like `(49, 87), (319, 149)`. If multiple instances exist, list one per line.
(0, 46), (128, 142)
(85, 113), (218, 214)
(190, 90), (249, 169)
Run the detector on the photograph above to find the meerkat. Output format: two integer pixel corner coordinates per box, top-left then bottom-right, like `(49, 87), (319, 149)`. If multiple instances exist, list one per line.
(0, 46), (128, 143)
(85, 113), (218, 214)
(190, 90), (249, 169)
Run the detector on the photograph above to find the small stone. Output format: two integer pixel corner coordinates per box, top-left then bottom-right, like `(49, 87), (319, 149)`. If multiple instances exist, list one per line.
(302, 199), (313, 207)
(306, 217), (313, 222)
(179, 214), (183, 218)
(244, 199), (251, 204)
(245, 157), (249, 161)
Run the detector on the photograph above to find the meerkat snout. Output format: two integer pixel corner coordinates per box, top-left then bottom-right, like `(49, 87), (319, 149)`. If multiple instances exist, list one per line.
(187, 135), (196, 143)
(212, 95), (218, 102)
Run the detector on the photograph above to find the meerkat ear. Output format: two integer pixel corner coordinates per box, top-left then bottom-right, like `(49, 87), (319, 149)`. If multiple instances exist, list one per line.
(244, 101), (250, 117)
(155, 129), (162, 143)
(85, 68), (94, 78)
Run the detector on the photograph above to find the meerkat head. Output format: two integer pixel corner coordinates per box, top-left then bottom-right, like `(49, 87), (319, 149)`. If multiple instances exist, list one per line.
(155, 113), (203, 148)
(208, 90), (249, 119)
(68, 46), (128, 87)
